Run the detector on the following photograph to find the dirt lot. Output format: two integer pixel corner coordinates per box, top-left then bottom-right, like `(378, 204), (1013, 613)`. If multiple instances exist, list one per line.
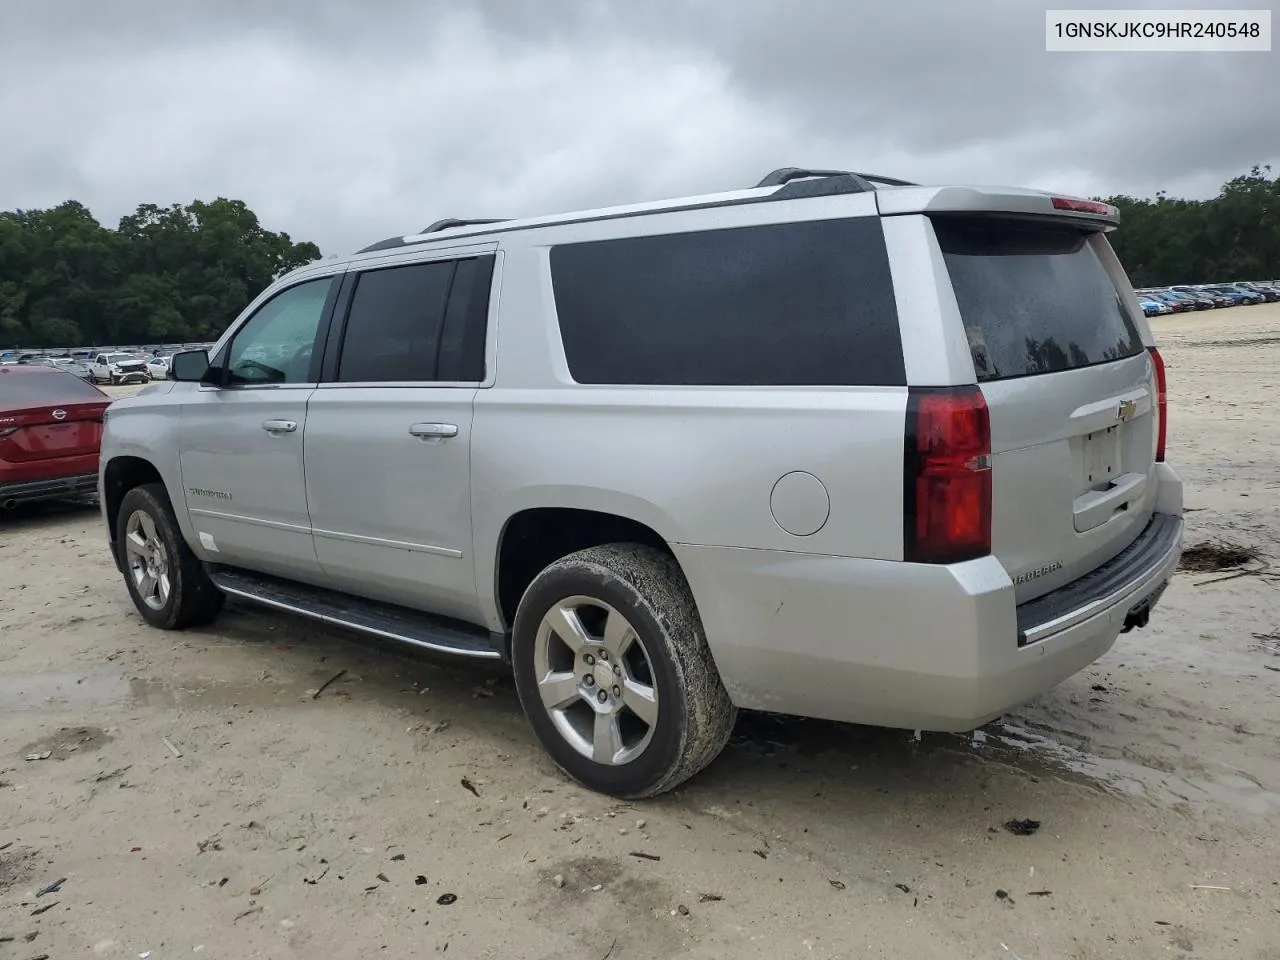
(3, 308), (1279, 960)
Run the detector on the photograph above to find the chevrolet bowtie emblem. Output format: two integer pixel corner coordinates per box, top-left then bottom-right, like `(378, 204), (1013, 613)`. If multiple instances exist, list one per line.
(1117, 399), (1138, 422)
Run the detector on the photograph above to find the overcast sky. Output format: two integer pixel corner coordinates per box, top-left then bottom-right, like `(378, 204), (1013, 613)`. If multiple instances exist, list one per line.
(2, 0), (1276, 255)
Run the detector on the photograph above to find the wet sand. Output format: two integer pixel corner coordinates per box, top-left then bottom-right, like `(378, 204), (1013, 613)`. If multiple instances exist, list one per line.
(2, 305), (1279, 958)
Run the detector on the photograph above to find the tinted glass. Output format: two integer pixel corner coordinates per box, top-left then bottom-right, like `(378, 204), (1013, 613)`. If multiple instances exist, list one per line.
(226, 277), (333, 385)
(0, 370), (106, 405)
(550, 218), (904, 386)
(935, 217), (1144, 382)
(435, 261), (483, 386)
(338, 261), (453, 382)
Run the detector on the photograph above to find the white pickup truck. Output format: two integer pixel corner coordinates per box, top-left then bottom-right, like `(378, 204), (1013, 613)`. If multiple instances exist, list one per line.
(89, 352), (151, 385)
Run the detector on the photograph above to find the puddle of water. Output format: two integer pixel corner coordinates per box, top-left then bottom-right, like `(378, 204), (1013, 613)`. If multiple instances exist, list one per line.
(976, 721), (1280, 818)
(0, 672), (127, 711)
(18, 724), (112, 760)
(723, 711), (1280, 819)
(0, 672), (310, 713)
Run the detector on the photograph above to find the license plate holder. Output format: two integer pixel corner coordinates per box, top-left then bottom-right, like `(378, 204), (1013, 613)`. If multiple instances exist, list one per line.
(1082, 425), (1123, 486)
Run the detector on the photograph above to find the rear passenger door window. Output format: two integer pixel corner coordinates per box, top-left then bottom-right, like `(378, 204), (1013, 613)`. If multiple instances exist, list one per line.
(335, 256), (493, 384)
(549, 218), (904, 387)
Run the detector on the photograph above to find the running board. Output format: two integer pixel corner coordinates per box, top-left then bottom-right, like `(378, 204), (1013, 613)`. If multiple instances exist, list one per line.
(206, 565), (503, 660)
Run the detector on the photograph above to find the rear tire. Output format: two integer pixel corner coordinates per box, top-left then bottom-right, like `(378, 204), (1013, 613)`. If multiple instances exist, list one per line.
(116, 483), (223, 630)
(511, 543), (736, 799)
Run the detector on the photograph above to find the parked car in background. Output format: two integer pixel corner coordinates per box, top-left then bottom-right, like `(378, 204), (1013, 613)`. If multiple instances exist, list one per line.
(34, 357), (94, 380)
(1202, 284), (1262, 305)
(89, 352), (150, 385)
(1137, 295), (1172, 316)
(1143, 291), (1193, 313)
(1237, 282), (1280, 302)
(146, 355), (171, 380)
(0, 365), (111, 508)
(1175, 289), (1219, 309)
(1155, 290), (1212, 311)
(1173, 286), (1233, 307)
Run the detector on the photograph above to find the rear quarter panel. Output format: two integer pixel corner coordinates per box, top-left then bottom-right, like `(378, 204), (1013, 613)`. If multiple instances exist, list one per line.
(470, 218), (909, 632)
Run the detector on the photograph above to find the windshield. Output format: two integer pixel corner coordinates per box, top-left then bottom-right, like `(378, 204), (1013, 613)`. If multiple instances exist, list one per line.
(107, 353), (136, 362)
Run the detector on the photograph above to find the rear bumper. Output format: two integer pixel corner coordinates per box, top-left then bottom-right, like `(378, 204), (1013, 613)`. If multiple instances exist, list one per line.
(0, 471), (99, 506)
(675, 470), (1184, 732)
(1016, 512), (1181, 646)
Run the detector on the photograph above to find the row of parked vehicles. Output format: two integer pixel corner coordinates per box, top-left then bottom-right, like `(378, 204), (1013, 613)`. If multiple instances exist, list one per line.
(0, 345), (215, 384)
(1135, 280), (1280, 316)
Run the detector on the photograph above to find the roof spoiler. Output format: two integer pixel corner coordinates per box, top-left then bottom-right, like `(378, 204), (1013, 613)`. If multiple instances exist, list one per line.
(875, 186), (1120, 229)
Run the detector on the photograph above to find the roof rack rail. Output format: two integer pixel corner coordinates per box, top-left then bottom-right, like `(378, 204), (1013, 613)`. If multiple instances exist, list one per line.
(422, 218), (509, 234)
(755, 168), (918, 191)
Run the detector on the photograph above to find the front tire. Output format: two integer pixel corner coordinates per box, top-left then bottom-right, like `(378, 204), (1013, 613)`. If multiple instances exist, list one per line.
(116, 483), (224, 630)
(511, 544), (736, 799)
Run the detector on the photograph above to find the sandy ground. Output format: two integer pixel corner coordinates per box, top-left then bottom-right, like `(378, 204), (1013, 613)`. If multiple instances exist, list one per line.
(3, 308), (1279, 960)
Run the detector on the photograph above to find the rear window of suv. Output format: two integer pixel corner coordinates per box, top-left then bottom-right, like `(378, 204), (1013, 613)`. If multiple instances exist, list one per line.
(550, 217), (904, 386)
(933, 217), (1144, 382)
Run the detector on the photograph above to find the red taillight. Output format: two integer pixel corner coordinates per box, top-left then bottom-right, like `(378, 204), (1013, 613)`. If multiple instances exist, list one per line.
(1051, 196), (1113, 216)
(904, 387), (992, 564)
(1148, 346), (1167, 462)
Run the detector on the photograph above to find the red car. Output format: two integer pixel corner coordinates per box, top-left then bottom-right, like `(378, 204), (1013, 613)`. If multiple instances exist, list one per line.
(0, 365), (112, 509)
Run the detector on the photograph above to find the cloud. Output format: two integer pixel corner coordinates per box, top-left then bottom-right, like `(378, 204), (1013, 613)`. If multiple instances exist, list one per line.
(2, 0), (1275, 255)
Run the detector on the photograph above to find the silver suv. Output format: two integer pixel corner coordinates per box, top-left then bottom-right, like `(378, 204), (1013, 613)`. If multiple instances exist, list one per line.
(99, 168), (1184, 798)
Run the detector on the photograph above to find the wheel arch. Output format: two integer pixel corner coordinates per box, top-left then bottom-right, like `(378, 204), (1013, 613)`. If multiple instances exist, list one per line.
(492, 505), (687, 640)
(102, 456), (166, 567)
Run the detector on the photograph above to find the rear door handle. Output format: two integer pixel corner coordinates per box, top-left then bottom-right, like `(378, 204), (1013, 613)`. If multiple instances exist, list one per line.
(409, 422), (458, 440)
(262, 419), (298, 434)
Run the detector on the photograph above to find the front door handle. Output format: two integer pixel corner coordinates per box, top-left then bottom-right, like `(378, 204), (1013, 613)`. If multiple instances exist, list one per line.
(262, 419), (298, 434)
(409, 422), (458, 440)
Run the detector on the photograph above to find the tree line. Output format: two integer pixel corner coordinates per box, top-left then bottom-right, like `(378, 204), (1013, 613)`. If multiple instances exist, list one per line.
(0, 199), (321, 349)
(2, 167), (1278, 348)
(1101, 165), (1279, 288)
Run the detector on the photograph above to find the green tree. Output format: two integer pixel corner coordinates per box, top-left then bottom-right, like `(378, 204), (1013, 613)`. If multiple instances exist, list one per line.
(0, 197), (321, 349)
(1100, 164), (1279, 287)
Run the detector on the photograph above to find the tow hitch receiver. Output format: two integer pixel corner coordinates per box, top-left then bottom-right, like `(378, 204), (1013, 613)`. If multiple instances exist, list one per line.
(1122, 581), (1168, 633)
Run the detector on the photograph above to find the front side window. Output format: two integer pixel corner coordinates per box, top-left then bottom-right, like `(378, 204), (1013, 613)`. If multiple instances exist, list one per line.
(224, 277), (333, 385)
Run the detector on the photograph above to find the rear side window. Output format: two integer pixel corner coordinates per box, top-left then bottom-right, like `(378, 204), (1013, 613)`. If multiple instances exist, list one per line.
(338, 262), (453, 382)
(550, 218), (904, 386)
(336, 256), (493, 383)
(934, 217), (1144, 382)
(0, 370), (105, 404)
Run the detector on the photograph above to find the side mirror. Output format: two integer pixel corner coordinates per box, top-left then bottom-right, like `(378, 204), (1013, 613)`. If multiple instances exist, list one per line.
(169, 349), (211, 383)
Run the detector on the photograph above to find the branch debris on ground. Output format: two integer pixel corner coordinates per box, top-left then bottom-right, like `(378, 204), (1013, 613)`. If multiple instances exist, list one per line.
(312, 669), (347, 699)
(1180, 541), (1260, 572)
(1003, 819), (1041, 837)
